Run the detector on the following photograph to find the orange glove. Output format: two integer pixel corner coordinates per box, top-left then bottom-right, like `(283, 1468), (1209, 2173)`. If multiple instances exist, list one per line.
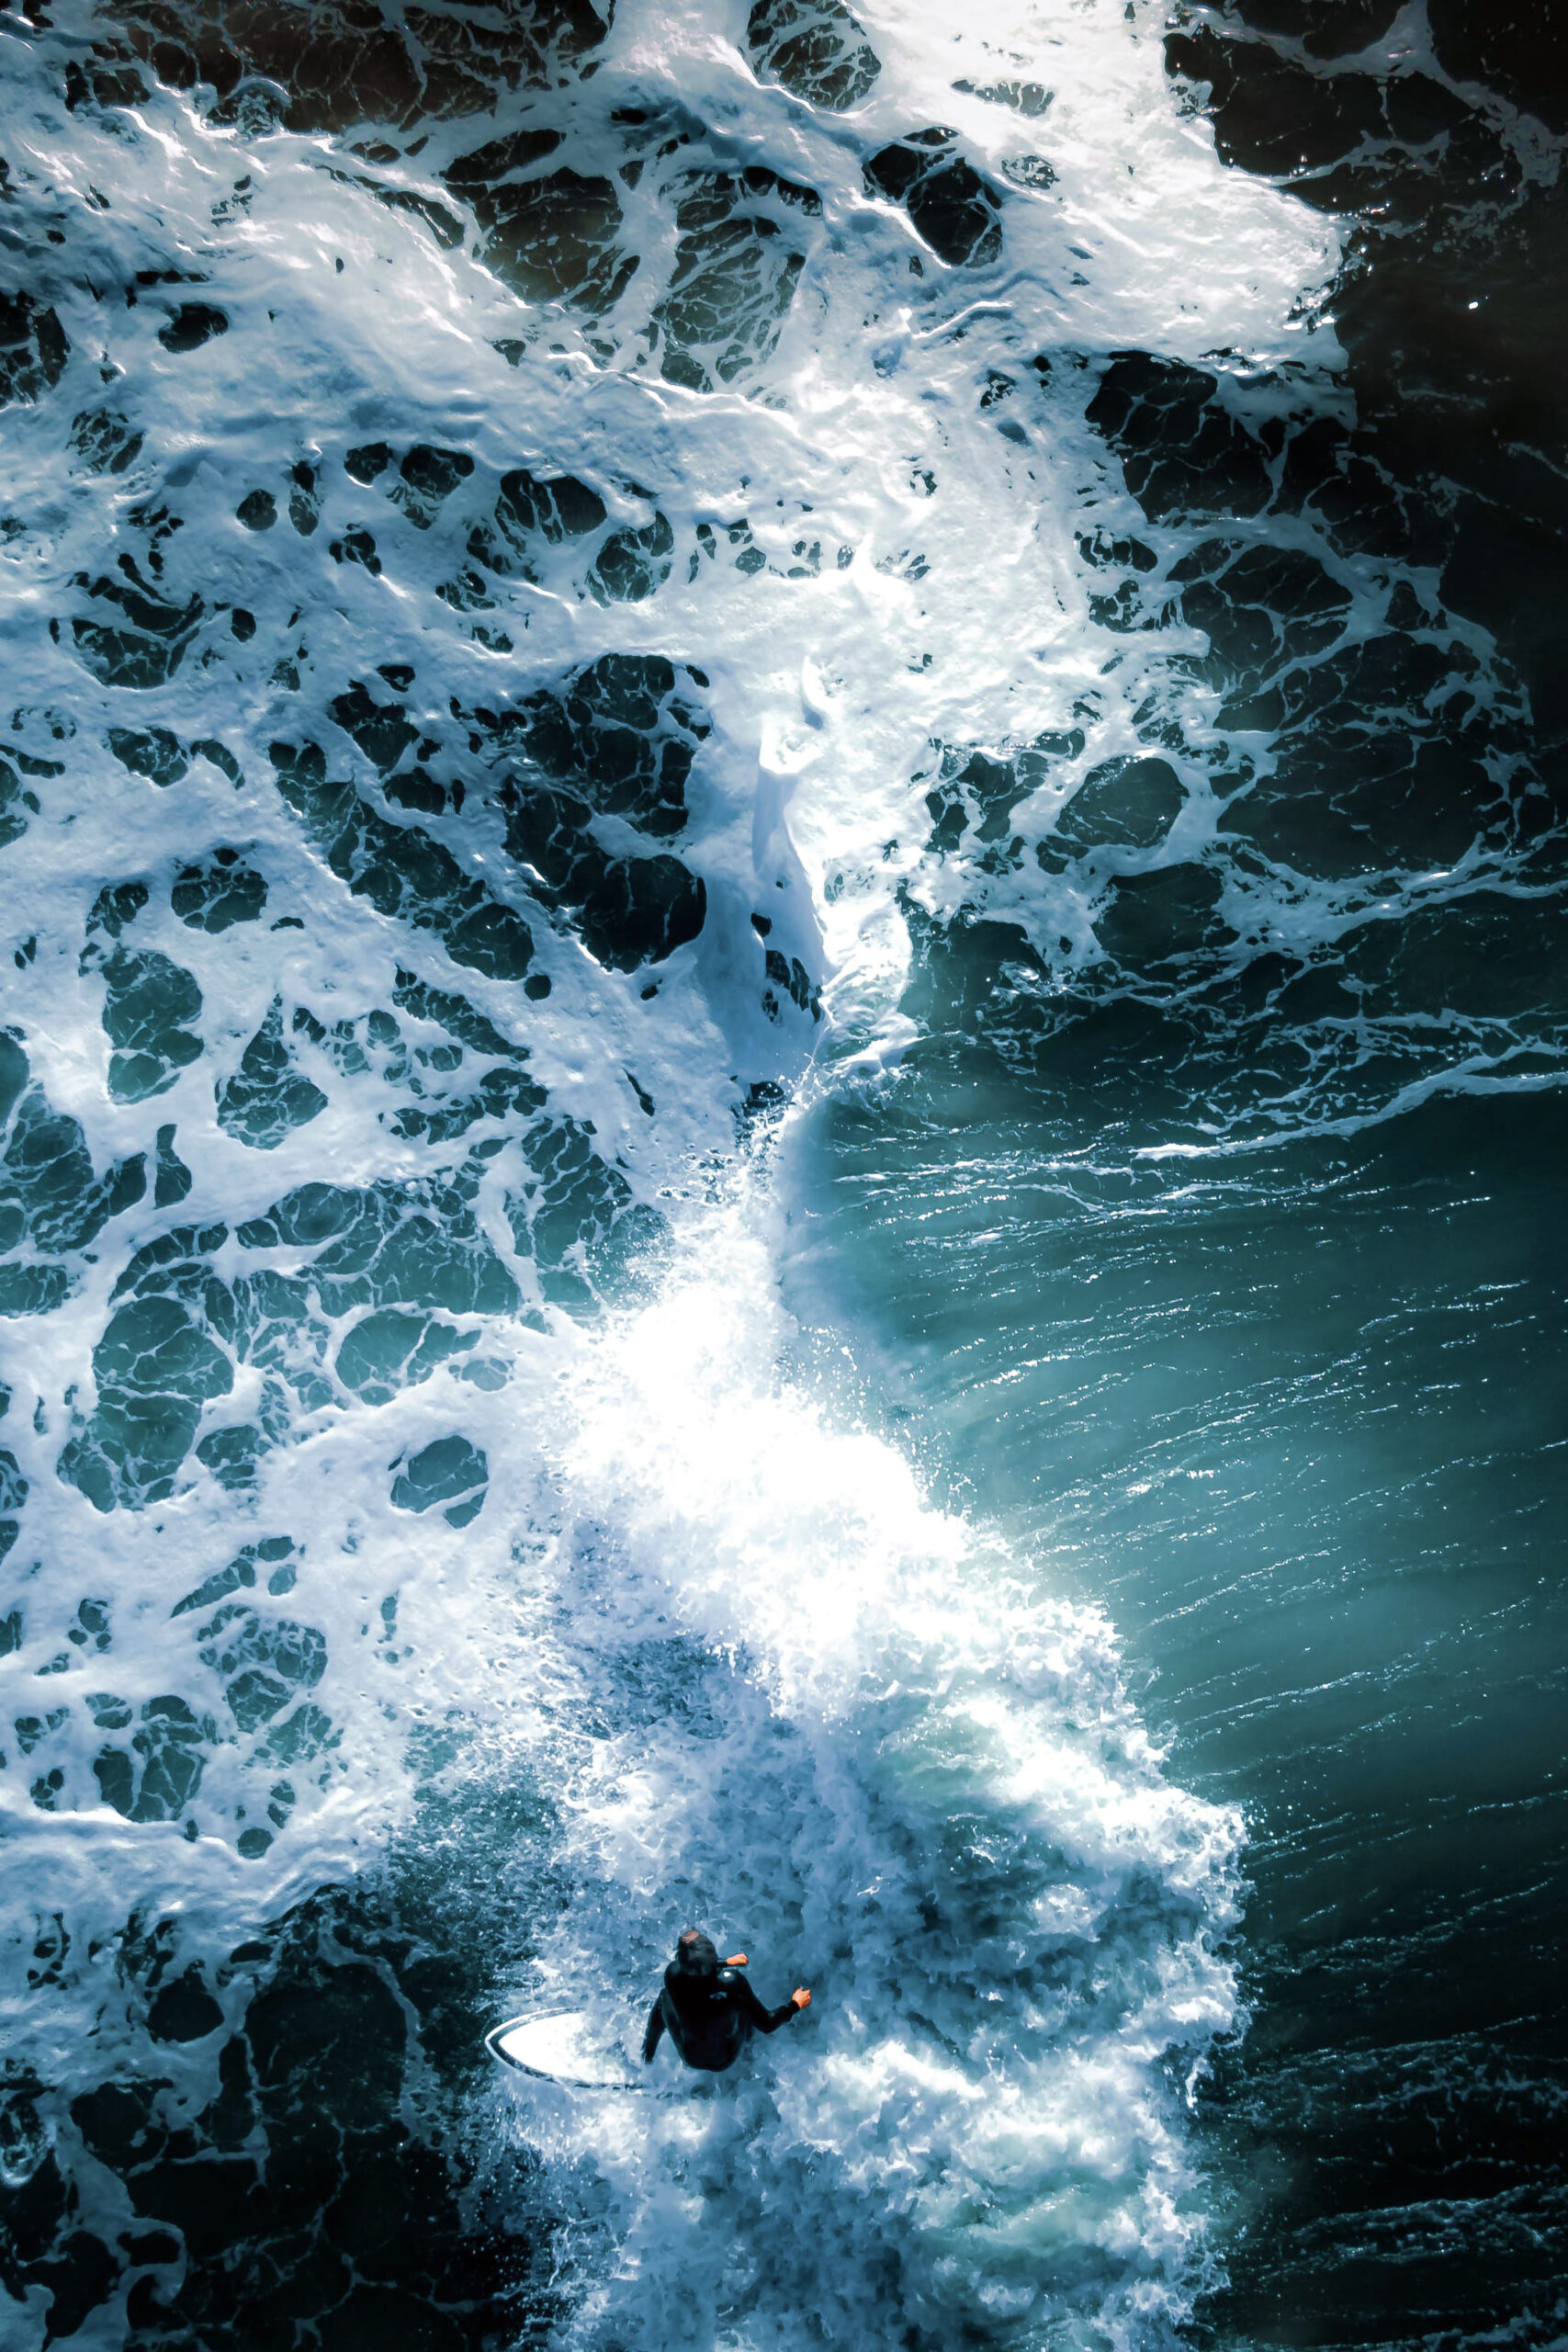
(792, 1987), (812, 2010)
(725, 1952), (748, 1967)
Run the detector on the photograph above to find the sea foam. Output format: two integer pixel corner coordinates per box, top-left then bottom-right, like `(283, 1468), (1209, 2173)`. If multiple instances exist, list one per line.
(0, 0), (1353, 2340)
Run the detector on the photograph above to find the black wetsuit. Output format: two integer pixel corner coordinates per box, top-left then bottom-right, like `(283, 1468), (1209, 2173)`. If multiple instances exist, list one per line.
(642, 1962), (798, 2073)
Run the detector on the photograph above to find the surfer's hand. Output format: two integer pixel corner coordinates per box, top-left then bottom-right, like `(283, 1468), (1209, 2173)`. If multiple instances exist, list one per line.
(725, 1952), (748, 1967)
(792, 1987), (811, 2010)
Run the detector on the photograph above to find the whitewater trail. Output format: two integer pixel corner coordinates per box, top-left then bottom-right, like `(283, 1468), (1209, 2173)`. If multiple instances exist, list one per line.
(472, 1171), (1243, 2346)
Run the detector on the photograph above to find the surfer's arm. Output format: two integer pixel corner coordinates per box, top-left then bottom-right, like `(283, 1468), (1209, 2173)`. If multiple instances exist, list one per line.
(641, 1997), (666, 2063)
(736, 1976), (808, 2034)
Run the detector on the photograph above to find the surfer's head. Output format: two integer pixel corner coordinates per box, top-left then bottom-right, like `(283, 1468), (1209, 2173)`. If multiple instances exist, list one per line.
(675, 1928), (719, 1978)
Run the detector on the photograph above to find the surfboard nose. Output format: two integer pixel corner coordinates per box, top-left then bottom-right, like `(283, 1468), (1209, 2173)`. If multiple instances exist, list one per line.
(486, 2009), (639, 2092)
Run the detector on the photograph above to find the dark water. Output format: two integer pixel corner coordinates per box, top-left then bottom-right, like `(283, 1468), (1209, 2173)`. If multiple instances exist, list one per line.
(790, 1086), (1568, 2343)
(1, 0), (1564, 2346)
(784, 4), (1568, 2338)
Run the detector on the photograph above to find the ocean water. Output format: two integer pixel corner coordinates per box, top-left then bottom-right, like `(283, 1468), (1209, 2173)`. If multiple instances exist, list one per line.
(0, 3), (1562, 2348)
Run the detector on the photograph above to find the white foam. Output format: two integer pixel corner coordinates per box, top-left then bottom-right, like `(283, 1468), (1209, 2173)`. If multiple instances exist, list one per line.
(0, 0), (1349, 2336)
(473, 1172), (1241, 2346)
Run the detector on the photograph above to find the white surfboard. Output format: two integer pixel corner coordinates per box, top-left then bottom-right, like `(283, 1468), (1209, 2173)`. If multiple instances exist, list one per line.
(485, 2008), (640, 2091)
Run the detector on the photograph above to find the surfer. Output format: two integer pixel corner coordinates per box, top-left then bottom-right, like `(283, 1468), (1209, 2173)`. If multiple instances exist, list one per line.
(642, 1929), (811, 2072)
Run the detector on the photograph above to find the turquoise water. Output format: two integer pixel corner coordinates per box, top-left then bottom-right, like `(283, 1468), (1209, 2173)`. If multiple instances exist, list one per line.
(787, 1080), (1568, 2335)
